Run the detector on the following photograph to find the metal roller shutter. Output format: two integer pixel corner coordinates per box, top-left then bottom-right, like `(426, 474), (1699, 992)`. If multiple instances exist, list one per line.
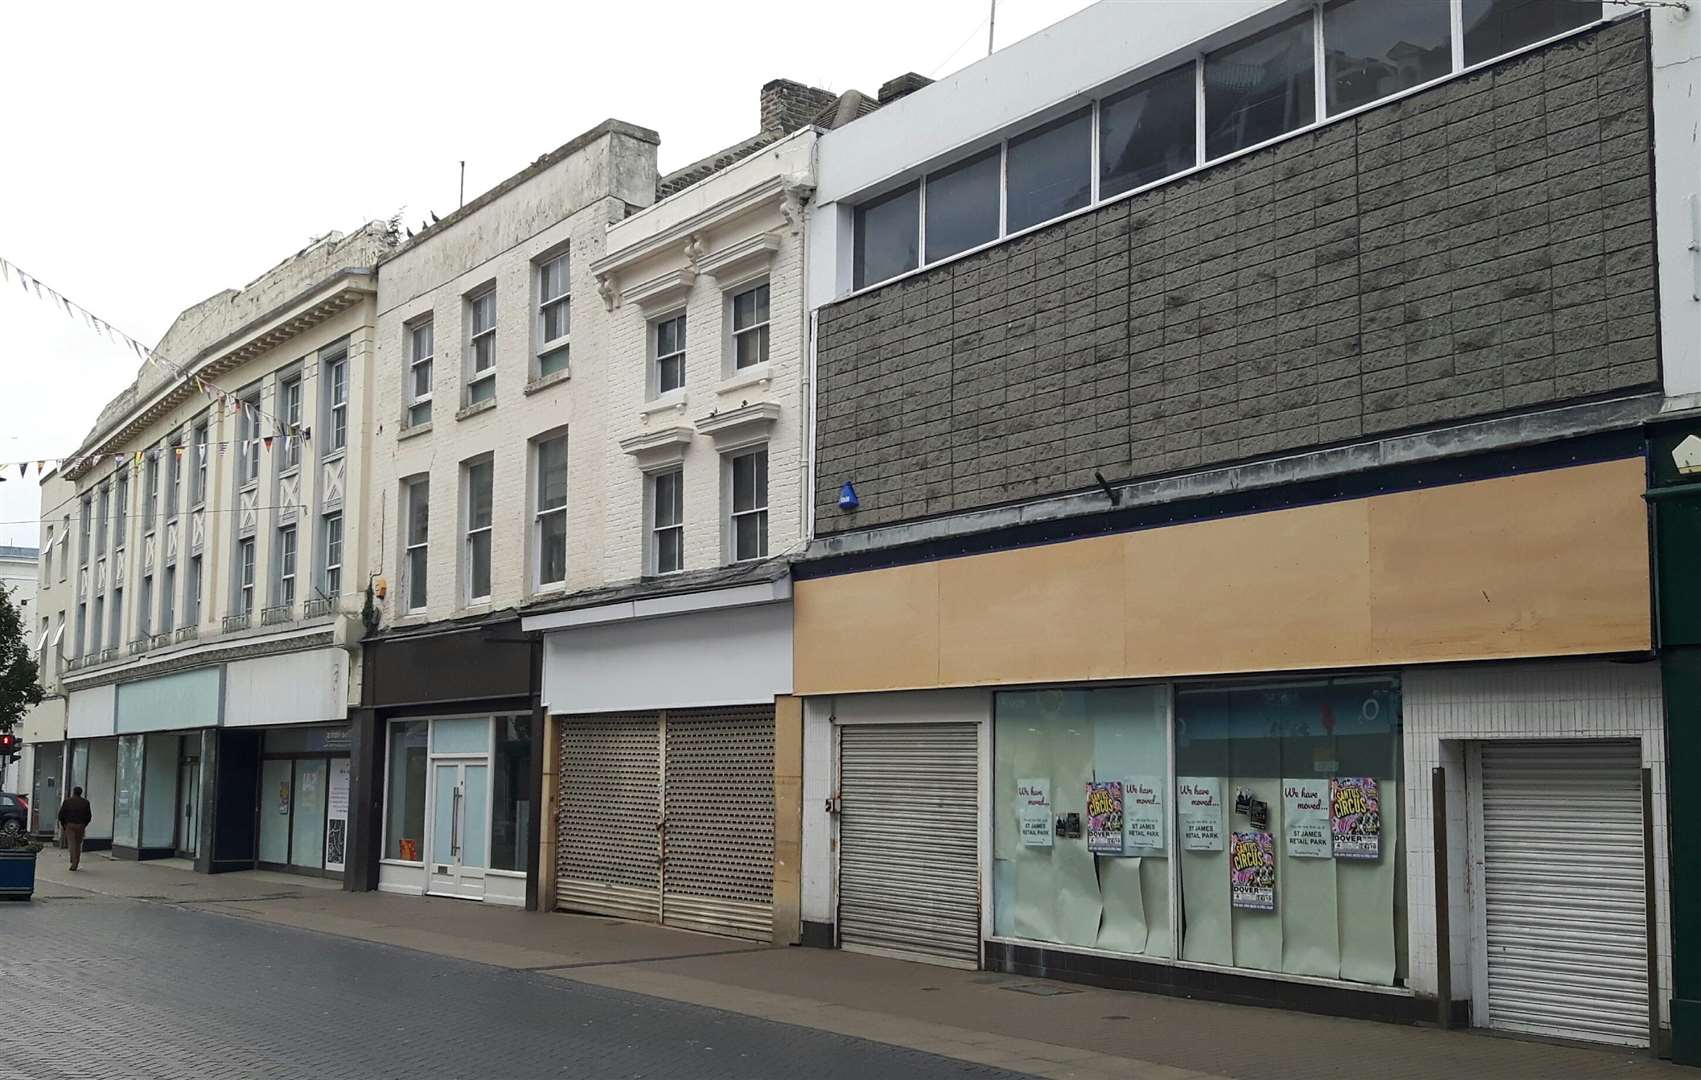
(838, 723), (981, 968)
(662, 707), (775, 940)
(556, 714), (661, 922)
(1480, 740), (1648, 1046)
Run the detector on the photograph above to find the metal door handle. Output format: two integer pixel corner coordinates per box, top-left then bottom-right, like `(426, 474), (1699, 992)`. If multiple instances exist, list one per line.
(451, 785), (462, 856)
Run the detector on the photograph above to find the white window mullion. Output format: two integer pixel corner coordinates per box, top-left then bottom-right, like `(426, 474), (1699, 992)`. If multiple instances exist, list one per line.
(1194, 56), (1207, 167)
(1312, 2), (1327, 121)
(1450, 0), (1465, 72)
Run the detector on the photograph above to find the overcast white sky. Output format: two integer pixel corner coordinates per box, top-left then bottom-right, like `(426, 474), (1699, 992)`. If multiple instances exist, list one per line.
(0, 0), (1096, 546)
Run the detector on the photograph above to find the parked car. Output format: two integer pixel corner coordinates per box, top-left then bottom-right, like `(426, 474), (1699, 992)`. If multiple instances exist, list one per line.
(0, 793), (28, 837)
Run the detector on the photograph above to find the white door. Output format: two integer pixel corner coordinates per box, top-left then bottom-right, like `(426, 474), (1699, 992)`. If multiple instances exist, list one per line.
(1476, 740), (1649, 1046)
(428, 761), (488, 901)
(838, 723), (981, 968)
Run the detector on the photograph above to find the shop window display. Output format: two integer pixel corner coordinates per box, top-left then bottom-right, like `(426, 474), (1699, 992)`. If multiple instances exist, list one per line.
(1174, 677), (1404, 985)
(994, 686), (1171, 957)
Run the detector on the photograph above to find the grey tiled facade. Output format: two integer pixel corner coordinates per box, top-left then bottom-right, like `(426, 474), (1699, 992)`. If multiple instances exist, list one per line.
(813, 18), (1657, 534)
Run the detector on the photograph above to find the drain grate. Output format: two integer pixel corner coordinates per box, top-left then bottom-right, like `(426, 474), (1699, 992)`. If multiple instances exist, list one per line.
(1001, 983), (1083, 997)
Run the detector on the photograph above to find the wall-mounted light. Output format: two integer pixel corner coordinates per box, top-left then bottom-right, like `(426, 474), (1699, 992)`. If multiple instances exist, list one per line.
(1675, 434), (1701, 476)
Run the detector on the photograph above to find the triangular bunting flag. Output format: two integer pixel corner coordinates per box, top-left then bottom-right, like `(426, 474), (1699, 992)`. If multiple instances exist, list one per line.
(262, 436), (274, 452)
(16, 463), (25, 479)
(173, 445), (185, 460)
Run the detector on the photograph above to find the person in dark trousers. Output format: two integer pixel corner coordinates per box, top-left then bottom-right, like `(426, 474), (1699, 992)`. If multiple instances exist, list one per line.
(57, 787), (92, 871)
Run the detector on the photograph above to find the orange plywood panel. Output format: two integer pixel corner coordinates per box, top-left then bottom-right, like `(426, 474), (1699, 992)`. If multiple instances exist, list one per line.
(1123, 499), (1376, 677)
(793, 561), (940, 694)
(937, 534), (1127, 686)
(1368, 457), (1652, 662)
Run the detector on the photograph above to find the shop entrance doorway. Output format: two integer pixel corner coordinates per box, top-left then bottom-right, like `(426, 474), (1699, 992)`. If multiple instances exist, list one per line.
(427, 760), (488, 900)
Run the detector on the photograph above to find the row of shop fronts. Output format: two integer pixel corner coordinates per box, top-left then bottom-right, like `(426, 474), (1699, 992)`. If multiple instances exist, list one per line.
(23, 435), (1692, 1054)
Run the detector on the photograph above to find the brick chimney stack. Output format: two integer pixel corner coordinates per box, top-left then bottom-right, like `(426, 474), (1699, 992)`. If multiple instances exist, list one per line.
(877, 73), (933, 105)
(760, 79), (840, 136)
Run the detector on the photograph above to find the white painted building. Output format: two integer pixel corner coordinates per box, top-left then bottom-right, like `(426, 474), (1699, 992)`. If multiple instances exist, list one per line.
(0, 544), (39, 796)
(45, 224), (392, 874)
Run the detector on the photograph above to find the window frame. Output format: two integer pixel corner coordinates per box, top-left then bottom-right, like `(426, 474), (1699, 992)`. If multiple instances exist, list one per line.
(160, 563), (176, 635)
(78, 498), (91, 567)
(405, 316), (435, 428)
(648, 467), (685, 576)
(728, 281), (771, 373)
(321, 511), (343, 601)
(463, 458), (494, 605)
(726, 446), (769, 564)
(535, 249), (571, 379)
(465, 287), (497, 406)
(844, 0), (1610, 293)
(276, 524), (298, 609)
(191, 419), (209, 508)
(238, 390), (262, 486)
(403, 476), (430, 614)
(279, 373), (304, 473)
(322, 347), (349, 454)
(237, 537), (256, 616)
(186, 555), (203, 628)
(166, 435), (183, 519)
(113, 470), (129, 549)
(95, 483), (110, 558)
(532, 433), (569, 592)
(651, 312), (687, 397)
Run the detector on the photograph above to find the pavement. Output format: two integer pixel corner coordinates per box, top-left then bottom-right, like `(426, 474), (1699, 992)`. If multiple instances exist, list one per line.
(12, 846), (1687, 1080)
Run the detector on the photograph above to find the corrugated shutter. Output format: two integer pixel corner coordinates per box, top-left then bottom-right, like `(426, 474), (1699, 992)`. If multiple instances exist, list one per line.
(662, 707), (774, 941)
(556, 714), (661, 922)
(1480, 740), (1648, 1046)
(838, 723), (980, 968)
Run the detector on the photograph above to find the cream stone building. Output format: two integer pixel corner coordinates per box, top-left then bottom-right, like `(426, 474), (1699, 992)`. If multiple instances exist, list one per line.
(46, 224), (393, 872)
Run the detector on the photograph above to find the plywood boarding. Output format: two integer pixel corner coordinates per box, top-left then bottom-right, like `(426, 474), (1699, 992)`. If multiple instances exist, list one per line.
(792, 459), (1651, 694)
(1367, 456), (1651, 663)
(939, 534), (1125, 685)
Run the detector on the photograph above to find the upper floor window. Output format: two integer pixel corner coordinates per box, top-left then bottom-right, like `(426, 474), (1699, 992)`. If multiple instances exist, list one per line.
(276, 524), (298, 608)
(404, 477), (430, 613)
(1464, 0), (1600, 66)
(324, 350), (348, 453)
(1006, 107), (1091, 233)
(192, 420), (209, 506)
(95, 485), (110, 558)
(406, 318), (434, 427)
(41, 527), (53, 585)
(463, 459), (493, 604)
(186, 555), (203, 627)
(239, 391), (262, 485)
(1324, 0), (1451, 115)
(160, 563), (175, 635)
(466, 289), (497, 406)
(237, 537), (256, 616)
(280, 375), (303, 471)
(62, 513), (72, 577)
(534, 435), (568, 589)
(166, 438), (182, 518)
(650, 468), (684, 576)
(78, 497), (92, 566)
(1204, 13), (1316, 160)
(653, 314), (687, 396)
(144, 452), (159, 528)
(321, 512), (343, 601)
(138, 573), (153, 637)
(731, 283), (770, 371)
(728, 448), (768, 563)
(113, 471), (129, 546)
(925, 147), (1000, 264)
(1100, 65), (1196, 199)
(852, 183), (918, 291)
(536, 252), (571, 379)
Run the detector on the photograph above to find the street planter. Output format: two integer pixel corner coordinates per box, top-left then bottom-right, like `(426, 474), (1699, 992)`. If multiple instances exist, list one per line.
(0, 837), (41, 900)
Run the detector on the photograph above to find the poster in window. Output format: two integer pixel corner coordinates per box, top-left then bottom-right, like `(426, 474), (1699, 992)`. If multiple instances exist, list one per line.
(1084, 780), (1124, 855)
(1330, 776), (1381, 860)
(1124, 774), (1165, 853)
(1230, 830), (1276, 911)
(1016, 777), (1053, 848)
(1178, 777), (1224, 851)
(1282, 779), (1331, 859)
(324, 759), (350, 873)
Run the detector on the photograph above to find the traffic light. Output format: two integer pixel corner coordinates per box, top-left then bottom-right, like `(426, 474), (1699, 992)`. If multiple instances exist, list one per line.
(0, 733), (18, 764)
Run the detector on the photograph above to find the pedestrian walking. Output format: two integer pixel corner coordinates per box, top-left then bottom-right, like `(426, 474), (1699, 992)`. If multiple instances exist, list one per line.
(57, 786), (92, 871)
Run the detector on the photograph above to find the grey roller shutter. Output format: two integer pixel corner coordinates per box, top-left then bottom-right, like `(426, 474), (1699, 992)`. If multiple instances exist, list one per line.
(1480, 740), (1648, 1047)
(838, 723), (981, 968)
(661, 707), (774, 941)
(556, 714), (661, 922)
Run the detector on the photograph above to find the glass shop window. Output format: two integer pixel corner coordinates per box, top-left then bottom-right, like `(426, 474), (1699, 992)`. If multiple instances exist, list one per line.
(1174, 677), (1405, 986)
(1205, 13), (1317, 160)
(993, 686), (1172, 958)
(385, 720), (428, 862)
(490, 717), (533, 872)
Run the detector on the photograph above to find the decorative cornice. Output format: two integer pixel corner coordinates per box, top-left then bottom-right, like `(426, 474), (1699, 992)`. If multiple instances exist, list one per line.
(61, 630), (339, 691)
(590, 173), (792, 280)
(618, 425), (695, 471)
(697, 233), (781, 282)
(694, 401), (781, 451)
(620, 265), (698, 311)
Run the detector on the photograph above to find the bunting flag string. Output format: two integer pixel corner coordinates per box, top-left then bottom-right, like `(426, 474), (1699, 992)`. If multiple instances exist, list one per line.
(0, 427), (313, 479)
(0, 252), (307, 475)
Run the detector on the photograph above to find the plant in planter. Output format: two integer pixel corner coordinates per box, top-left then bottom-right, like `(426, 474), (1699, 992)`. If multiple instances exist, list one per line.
(0, 828), (43, 900)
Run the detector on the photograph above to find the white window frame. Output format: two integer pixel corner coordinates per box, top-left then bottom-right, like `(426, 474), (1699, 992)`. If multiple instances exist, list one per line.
(726, 446), (769, 563)
(41, 526), (52, 586)
(649, 467), (684, 576)
(239, 392), (262, 486)
(279, 374), (303, 473)
(78, 499), (90, 567)
(113, 470), (128, 549)
(403, 477), (430, 614)
(321, 512), (343, 601)
(192, 419), (209, 508)
(532, 434), (568, 591)
(238, 537), (256, 616)
(652, 311), (687, 397)
(138, 574), (153, 638)
(406, 317), (434, 428)
(463, 458), (494, 605)
(166, 436), (183, 519)
(535, 250), (571, 379)
(95, 484), (109, 558)
(186, 555), (202, 627)
(58, 515), (68, 581)
(277, 524), (298, 609)
(160, 563), (175, 635)
(729, 280), (770, 372)
(323, 348), (349, 454)
(465, 288), (497, 406)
